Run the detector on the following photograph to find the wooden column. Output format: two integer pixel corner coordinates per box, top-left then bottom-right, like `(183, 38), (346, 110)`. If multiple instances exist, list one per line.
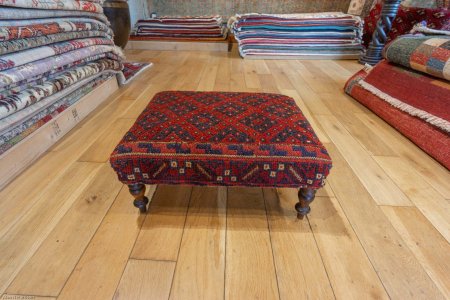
(128, 183), (149, 213)
(359, 0), (402, 65)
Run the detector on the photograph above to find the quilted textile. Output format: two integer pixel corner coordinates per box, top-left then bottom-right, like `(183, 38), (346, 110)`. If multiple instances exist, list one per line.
(110, 91), (332, 188)
(384, 35), (450, 80)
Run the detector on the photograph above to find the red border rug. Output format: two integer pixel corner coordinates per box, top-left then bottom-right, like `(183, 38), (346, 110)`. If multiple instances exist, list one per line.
(121, 62), (152, 85)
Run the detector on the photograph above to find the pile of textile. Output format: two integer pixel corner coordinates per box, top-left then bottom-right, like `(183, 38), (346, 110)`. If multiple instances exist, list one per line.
(345, 34), (450, 169)
(0, 0), (124, 155)
(130, 16), (228, 41)
(230, 12), (363, 58)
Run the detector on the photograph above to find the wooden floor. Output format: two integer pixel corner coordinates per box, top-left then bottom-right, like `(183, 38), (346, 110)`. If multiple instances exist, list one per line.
(1, 48), (449, 300)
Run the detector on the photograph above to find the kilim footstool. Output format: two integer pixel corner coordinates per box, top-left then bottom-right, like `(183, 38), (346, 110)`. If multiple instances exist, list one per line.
(110, 91), (332, 219)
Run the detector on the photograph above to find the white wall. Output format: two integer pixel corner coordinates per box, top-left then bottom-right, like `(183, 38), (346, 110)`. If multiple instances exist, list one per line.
(128, 0), (150, 26)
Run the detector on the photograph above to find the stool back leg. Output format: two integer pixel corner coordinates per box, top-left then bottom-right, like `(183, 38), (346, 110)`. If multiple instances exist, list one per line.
(128, 183), (149, 213)
(295, 188), (316, 219)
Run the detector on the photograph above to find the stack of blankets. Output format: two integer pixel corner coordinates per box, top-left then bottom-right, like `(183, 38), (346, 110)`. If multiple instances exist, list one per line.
(130, 16), (228, 41)
(230, 12), (363, 58)
(0, 0), (124, 155)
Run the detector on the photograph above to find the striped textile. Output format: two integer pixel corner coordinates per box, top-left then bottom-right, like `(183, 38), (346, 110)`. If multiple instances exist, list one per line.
(130, 16), (228, 41)
(230, 12), (363, 58)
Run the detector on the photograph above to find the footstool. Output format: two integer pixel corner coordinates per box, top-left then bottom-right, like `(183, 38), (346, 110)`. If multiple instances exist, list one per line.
(110, 91), (332, 219)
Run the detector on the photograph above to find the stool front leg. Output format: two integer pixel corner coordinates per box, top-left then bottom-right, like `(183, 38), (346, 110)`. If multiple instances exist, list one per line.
(295, 188), (316, 219)
(128, 183), (149, 213)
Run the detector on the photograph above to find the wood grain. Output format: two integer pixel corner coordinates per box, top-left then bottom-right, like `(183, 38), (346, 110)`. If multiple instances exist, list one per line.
(131, 185), (192, 261)
(374, 156), (450, 242)
(0, 162), (101, 295)
(325, 143), (444, 299)
(225, 187), (279, 300)
(7, 164), (123, 296)
(307, 194), (389, 299)
(58, 185), (148, 300)
(170, 186), (226, 300)
(264, 188), (334, 300)
(381, 206), (450, 298)
(113, 260), (175, 300)
(317, 115), (412, 206)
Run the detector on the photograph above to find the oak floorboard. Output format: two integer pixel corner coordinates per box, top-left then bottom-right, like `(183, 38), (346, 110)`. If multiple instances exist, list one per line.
(57, 185), (148, 300)
(78, 118), (137, 162)
(7, 165), (123, 297)
(354, 112), (450, 199)
(375, 156), (450, 242)
(308, 194), (389, 299)
(264, 188), (334, 300)
(225, 187), (279, 300)
(0, 162), (101, 295)
(325, 143), (444, 299)
(169, 186), (226, 300)
(131, 185), (192, 261)
(113, 260), (175, 300)
(317, 115), (411, 206)
(381, 206), (450, 298)
(1, 295), (55, 300)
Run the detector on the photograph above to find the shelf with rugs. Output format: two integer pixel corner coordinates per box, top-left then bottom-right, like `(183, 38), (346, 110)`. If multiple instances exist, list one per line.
(0, 77), (119, 190)
(128, 15), (231, 52)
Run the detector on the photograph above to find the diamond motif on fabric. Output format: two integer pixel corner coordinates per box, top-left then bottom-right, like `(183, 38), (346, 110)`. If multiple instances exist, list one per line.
(271, 127), (309, 143)
(239, 94), (268, 106)
(153, 125), (195, 141)
(189, 113), (220, 130)
(169, 102), (197, 116)
(241, 113), (277, 133)
(137, 111), (168, 130)
(210, 127), (254, 143)
(192, 92), (224, 104)
(215, 102), (246, 117)
(266, 104), (295, 118)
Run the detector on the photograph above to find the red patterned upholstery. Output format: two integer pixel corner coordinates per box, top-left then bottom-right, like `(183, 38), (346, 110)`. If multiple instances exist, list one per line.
(110, 91), (332, 189)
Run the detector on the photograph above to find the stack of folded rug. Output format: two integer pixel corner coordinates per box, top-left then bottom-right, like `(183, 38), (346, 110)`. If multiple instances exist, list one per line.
(345, 34), (450, 169)
(0, 0), (125, 155)
(130, 16), (228, 41)
(230, 12), (363, 58)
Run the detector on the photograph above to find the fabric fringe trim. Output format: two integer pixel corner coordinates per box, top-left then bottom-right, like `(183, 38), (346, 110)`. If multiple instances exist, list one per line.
(358, 80), (450, 133)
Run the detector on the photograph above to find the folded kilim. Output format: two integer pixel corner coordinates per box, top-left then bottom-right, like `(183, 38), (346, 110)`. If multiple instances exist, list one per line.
(230, 12), (363, 58)
(130, 15), (228, 41)
(0, 0), (126, 155)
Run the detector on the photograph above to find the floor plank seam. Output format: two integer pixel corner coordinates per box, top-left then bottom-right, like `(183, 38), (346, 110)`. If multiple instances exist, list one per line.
(55, 184), (123, 298)
(306, 216), (337, 300)
(167, 187), (194, 300)
(223, 187), (228, 300)
(111, 186), (156, 299)
(328, 185), (393, 299)
(262, 188), (282, 300)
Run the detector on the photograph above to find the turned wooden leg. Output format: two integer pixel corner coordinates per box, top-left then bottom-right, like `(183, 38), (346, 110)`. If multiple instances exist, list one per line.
(128, 183), (149, 213)
(295, 188), (316, 220)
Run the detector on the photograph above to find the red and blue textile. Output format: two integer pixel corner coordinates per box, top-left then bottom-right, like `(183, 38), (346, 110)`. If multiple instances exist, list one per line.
(110, 91), (332, 189)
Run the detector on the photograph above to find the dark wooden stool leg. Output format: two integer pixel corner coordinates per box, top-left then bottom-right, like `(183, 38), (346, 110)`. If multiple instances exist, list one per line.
(128, 183), (149, 213)
(295, 188), (316, 219)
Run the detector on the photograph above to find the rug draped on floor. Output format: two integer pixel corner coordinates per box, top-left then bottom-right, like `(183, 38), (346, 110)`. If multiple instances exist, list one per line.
(345, 60), (450, 169)
(120, 62), (152, 84)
